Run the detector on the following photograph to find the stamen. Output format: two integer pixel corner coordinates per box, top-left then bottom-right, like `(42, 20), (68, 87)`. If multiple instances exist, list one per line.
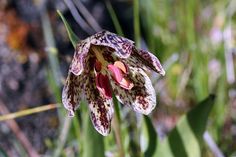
(107, 64), (123, 82)
(92, 46), (108, 67)
(120, 78), (134, 90)
(114, 61), (127, 74)
(107, 64), (133, 90)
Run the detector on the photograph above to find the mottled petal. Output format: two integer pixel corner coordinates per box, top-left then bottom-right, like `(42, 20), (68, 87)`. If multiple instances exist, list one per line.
(62, 72), (85, 117)
(109, 67), (156, 115)
(70, 40), (91, 75)
(85, 73), (114, 136)
(90, 30), (134, 58)
(133, 48), (165, 76)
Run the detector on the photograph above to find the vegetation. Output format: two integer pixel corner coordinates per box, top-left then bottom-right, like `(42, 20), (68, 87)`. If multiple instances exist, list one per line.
(0, 0), (235, 156)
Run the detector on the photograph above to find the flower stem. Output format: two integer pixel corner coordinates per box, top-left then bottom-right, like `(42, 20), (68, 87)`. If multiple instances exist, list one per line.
(134, 0), (141, 48)
(112, 96), (124, 157)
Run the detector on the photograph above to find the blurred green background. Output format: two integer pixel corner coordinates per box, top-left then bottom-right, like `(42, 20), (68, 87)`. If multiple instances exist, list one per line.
(0, 0), (235, 157)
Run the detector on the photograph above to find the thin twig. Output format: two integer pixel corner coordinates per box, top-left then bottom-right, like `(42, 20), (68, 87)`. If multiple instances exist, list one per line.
(73, 0), (102, 32)
(0, 104), (59, 122)
(0, 100), (40, 157)
(204, 131), (225, 157)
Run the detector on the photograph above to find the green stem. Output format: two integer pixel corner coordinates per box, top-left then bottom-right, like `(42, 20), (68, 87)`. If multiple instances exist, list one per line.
(113, 96), (124, 157)
(132, 0), (142, 156)
(134, 0), (141, 48)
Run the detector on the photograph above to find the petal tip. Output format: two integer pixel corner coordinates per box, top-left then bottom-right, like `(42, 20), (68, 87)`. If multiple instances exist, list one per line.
(70, 68), (83, 76)
(133, 102), (156, 115)
(91, 120), (111, 136)
(97, 128), (110, 136)
(160, 69), (166, 76)
(68, 110), (75, 117)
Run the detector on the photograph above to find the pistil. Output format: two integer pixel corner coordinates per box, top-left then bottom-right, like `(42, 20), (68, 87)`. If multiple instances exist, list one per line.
(91, 46), (109, 68)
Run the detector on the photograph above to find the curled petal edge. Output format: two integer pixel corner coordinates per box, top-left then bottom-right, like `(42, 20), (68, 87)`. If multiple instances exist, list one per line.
(134, 48), (165, 76)
(90, 30), (134, 58)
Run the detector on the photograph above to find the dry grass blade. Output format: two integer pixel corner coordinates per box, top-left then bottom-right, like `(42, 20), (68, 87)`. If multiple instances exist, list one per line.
(0, 104), (59, 122)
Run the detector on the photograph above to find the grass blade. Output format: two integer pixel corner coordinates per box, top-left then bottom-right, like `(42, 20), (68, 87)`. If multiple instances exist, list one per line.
(105, 0), (124, 36)
(57, 10), (79, 48)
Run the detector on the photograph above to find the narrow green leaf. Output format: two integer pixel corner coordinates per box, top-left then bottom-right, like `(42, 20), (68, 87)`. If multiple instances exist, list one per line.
(105, 0), (124, 36)
(113, 96), (121, 123)
(133, 0), (141, 48)
(144, 116), (158, 157)
(155, 95), (215, 157)
(57, 10), (79, 48)
(72, 115), (81, 153)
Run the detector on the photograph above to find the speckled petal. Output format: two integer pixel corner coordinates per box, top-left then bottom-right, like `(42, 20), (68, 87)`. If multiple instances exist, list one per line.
(90, 30), (134, 58)
(133, 48), (165, 76)
(110, 67), (156, 115)
(70, 40), (91, 75)
(84, 72), (114, 136)
(62, 72), (85, 117)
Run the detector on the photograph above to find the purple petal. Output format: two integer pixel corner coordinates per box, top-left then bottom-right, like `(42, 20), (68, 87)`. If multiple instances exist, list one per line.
(62, 72), (85, 117)
(84, 72), (114, 136)
(70, 41), (91, 75)
(109, 67), (156, 115)
(90, 30), (134, 58)
(133, 48), (165, 76)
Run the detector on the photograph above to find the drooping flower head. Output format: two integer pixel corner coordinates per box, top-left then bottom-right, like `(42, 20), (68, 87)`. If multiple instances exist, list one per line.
(62, 30), (165, 136)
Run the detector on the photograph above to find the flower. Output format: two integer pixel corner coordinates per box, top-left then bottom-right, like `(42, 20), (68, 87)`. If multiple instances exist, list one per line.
(62, 30), (165, 136)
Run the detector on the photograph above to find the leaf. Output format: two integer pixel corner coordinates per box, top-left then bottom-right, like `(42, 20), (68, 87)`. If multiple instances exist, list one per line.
(57, 10), (79, 48)
(154, 95), (215, 157)
(143, 116), (158, 157)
